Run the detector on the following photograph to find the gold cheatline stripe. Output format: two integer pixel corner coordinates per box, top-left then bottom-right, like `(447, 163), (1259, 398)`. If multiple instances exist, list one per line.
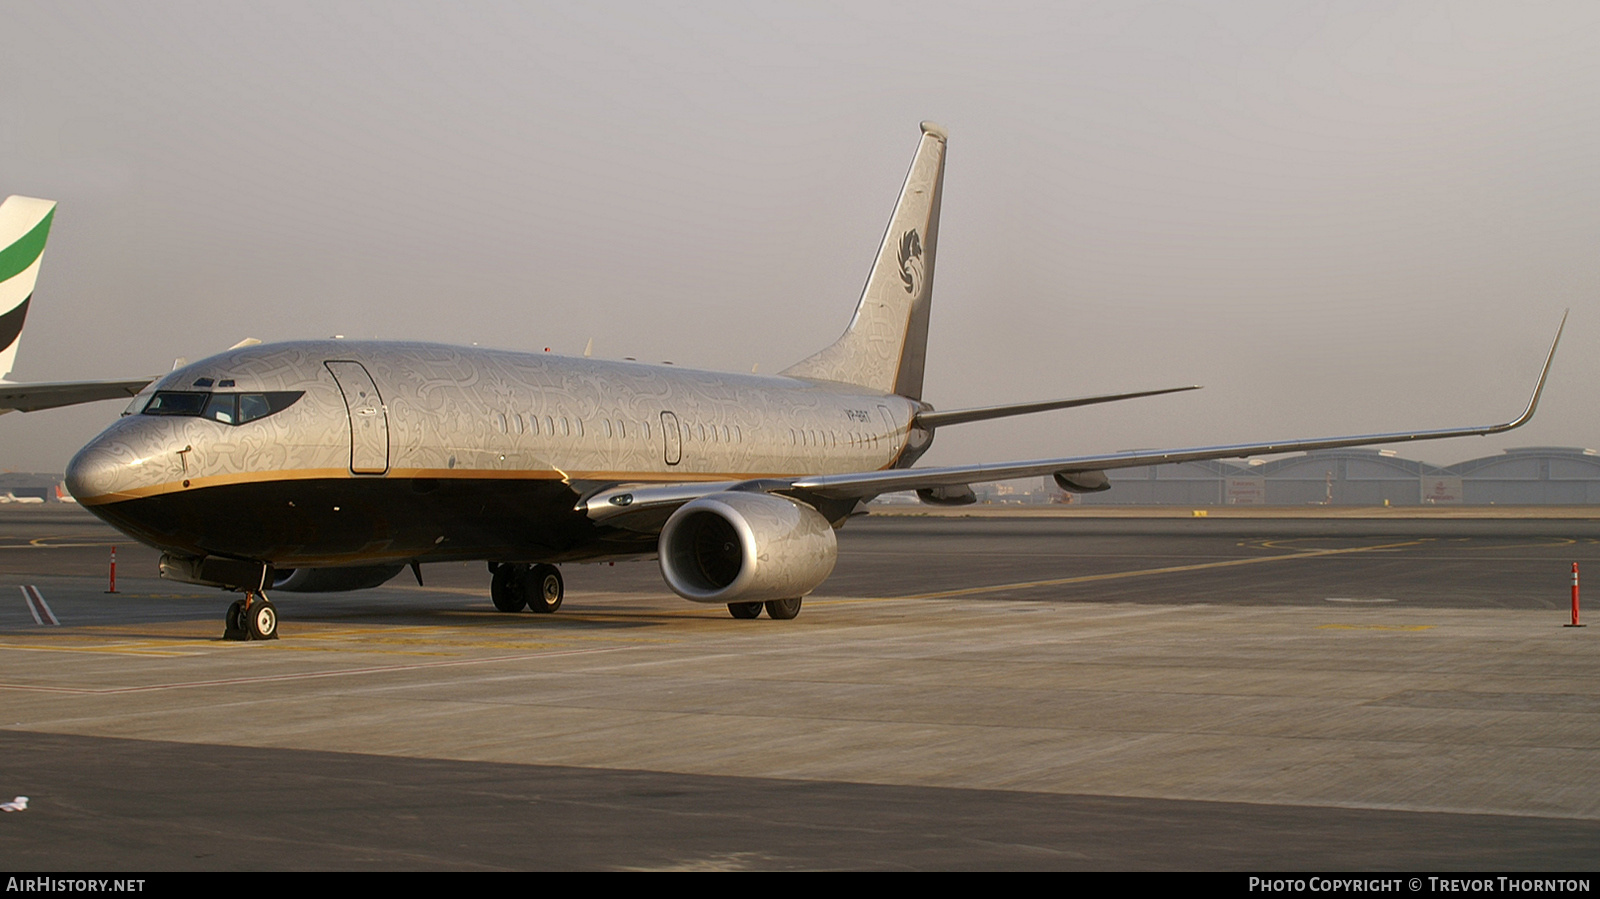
(75, 466), (816, 506)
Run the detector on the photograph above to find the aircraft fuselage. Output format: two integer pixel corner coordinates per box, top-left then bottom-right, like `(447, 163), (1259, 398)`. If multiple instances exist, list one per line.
(67, 340), (924, 568)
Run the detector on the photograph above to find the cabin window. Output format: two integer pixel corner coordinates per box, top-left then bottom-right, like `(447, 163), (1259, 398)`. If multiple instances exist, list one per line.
(515, 414), (525, 434)
(642, 420), (651, 440)
(495, 413), (507, 433)
(575, 419), (584, 437)
(560, 417), (569, 436)
(545, 416), (554, 436)
(603, 419), (613, 438)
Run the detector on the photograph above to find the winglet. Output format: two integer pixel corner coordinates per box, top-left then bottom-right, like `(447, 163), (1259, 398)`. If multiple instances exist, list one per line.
(1494, 309), (1566, 433)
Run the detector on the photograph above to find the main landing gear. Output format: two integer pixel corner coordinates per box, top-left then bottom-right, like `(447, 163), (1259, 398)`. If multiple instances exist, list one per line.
(489, 562), (564, 614)
(727, 597), (802, 620)
(223, 592), (278, 641)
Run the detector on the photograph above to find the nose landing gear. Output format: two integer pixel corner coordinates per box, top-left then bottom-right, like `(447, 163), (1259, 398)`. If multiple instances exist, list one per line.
(223, 592), (278, 641)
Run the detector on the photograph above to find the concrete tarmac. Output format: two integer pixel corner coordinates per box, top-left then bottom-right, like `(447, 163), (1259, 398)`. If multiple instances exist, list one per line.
(1, 507), (1597, 870)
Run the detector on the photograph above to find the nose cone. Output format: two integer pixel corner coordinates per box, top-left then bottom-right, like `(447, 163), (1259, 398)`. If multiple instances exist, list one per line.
(66, 422), (165, 505)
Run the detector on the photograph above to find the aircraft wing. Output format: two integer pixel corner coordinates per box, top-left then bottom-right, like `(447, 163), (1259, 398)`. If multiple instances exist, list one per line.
(791, 312), (1564, 502)
(0, 377), (155, 413)
(582, 313), (1564, 520)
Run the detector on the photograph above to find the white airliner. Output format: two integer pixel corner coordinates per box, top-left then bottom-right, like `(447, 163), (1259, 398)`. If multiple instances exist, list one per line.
(64, 124), (1562, 641)
(0, 492), (45, 505)
(0, 196), (155, 413)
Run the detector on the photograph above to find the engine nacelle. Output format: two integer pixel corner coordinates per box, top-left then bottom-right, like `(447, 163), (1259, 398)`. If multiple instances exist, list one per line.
(917, 484), (977, 505)
(271, 565), (405, 593)
(1054, 470), (1111, 493)
(658, 492), (837, 604)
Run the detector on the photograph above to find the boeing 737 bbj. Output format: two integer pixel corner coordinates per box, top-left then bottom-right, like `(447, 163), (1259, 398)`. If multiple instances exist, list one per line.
(65, 124), (1563, 641)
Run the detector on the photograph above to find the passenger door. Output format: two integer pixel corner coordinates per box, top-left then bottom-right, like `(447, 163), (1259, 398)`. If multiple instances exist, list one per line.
(661, 411), (681, 466)
(326, 361), (389, 474)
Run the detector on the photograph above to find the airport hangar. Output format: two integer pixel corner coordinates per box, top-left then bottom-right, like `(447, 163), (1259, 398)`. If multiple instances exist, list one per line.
(1069, 446), (1600, 506)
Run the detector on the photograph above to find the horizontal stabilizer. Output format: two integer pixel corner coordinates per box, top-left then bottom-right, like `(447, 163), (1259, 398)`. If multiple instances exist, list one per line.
(915, 385), (1200, 429)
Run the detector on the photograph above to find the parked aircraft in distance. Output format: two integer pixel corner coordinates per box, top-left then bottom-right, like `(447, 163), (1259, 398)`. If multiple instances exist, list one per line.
(64, 124), (1563, 641)
(0, 197), (156, 413)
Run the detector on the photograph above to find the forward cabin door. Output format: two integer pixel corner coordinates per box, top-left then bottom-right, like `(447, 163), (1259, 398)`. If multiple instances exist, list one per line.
(326, 361), (390, 474)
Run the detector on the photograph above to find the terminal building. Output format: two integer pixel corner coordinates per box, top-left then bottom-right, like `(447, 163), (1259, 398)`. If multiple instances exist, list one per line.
(1069, 447), (1600, 506)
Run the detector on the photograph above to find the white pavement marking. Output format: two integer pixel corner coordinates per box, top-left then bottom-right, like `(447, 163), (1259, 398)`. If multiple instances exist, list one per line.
(20, 585), (57, 626)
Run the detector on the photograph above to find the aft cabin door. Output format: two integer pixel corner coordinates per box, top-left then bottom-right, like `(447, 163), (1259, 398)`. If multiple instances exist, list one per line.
(326, 361), (390, 474)
(661, 411), (681, 466)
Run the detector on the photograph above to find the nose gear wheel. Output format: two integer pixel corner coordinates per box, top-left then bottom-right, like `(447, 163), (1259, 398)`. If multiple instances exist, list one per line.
(222, 592), (278, 641)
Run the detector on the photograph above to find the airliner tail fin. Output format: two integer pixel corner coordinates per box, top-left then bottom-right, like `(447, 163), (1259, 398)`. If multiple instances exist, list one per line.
(781, 124), (947, 400)
(0, 196), (57, 380)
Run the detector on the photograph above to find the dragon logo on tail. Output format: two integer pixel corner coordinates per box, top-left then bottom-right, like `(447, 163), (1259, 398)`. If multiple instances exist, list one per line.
(897, 229), (923, 295)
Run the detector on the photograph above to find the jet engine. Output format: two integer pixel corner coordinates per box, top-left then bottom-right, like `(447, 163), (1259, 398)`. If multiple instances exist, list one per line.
(271, 565), (406, 593)
(658, 492), (837, 603)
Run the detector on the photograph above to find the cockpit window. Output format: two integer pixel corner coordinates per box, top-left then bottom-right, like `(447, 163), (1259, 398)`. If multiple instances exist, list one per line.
(143, 392), (209, 416)
(122, 392), (153, 416)
(141, 391), (304, 425)
(202, 393), (236, 424)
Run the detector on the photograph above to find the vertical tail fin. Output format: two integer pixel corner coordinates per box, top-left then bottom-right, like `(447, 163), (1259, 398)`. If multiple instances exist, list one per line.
(782, 123), (947, 400)
(0, 197), (56, 381)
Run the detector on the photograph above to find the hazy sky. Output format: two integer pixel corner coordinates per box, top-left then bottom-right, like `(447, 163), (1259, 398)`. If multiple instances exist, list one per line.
(3, 1), (1597, 473)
